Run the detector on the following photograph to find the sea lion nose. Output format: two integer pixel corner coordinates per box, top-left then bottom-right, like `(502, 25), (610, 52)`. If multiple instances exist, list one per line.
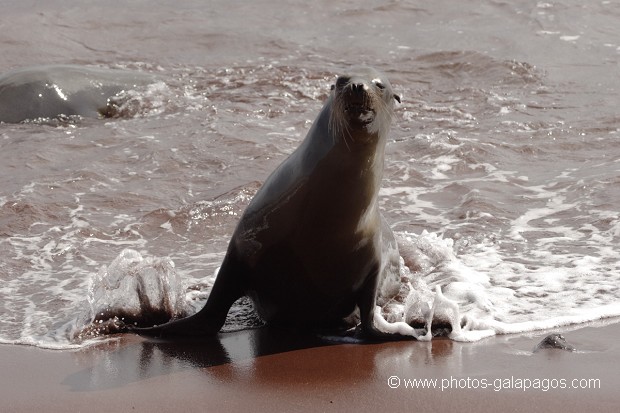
(351, 82), (366, 94)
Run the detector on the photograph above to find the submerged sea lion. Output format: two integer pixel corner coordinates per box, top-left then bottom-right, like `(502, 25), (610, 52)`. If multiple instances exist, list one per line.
(135, 66), (412, 340)
(0, 65), (154, 123)
(533, 333), (576, 352)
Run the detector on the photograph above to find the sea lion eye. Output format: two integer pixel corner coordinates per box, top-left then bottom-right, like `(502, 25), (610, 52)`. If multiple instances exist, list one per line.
(336, 76), (350, 89)
(373, 79), (385, 90)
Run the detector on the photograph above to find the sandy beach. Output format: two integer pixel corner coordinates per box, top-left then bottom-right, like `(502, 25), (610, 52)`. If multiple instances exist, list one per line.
(2, 320), (618, 412)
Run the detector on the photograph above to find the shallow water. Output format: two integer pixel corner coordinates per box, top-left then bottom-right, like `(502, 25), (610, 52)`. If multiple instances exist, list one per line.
(1, 0), (619, 348)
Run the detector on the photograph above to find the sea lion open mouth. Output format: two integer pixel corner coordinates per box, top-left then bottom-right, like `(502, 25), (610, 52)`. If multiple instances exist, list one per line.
(345, 103), (375, 124)
(343, 92), (375, 123)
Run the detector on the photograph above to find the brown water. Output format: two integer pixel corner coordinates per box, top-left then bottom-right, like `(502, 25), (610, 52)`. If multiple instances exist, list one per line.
(1, 0), (619, 347)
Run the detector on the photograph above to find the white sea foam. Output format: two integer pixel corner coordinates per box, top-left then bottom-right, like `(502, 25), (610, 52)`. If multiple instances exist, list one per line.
(375, 230), (620, 341)
(86, 249), (187, 322)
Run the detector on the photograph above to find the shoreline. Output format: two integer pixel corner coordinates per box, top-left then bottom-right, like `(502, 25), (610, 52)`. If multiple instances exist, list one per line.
(3, 319), (619, 412)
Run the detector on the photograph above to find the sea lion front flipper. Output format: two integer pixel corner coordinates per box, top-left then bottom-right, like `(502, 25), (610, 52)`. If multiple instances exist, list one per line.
(356, 267), (417, 342)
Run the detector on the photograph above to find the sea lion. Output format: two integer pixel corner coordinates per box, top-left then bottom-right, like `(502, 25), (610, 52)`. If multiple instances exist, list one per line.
(0, 65), (155, 123)
(533, 333), (576, 352)
(135, 66), (412, 340)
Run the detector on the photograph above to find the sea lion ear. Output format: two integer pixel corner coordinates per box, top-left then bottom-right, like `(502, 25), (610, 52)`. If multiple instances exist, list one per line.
(393, 94), (401, 103)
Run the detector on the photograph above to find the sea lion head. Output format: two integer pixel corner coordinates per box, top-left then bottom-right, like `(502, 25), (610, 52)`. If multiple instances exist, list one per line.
(329, 66), (400, 145)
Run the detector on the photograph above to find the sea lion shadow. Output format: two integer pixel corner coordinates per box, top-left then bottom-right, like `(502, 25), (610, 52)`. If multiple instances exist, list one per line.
(63, 326), (335, 392)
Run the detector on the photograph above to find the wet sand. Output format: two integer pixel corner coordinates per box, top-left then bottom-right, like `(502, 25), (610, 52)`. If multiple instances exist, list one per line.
(2, 321), (618, 412)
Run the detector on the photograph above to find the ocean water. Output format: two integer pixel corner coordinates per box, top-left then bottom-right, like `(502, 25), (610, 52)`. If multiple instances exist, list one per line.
(1, 0), (619, 348)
